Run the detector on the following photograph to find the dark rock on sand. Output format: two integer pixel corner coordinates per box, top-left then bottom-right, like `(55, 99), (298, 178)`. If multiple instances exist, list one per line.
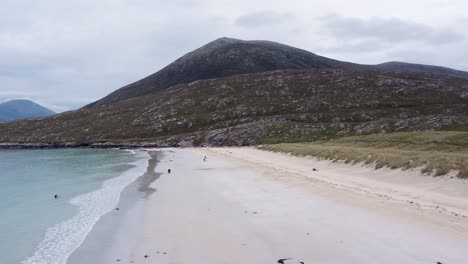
(278, 258), (305, 264)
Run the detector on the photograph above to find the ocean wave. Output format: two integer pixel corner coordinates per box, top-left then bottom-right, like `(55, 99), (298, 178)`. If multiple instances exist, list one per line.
(21, 151), (149, 264)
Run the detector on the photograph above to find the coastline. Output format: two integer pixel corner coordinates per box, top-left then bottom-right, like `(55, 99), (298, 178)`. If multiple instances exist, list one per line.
(64, 147), (468, 263)
(13, 149), (149, 264)
(66, 150), (162, 264)
(0, 142), (165, 149)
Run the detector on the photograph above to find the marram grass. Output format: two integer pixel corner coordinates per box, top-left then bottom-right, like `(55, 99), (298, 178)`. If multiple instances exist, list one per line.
(260, 131), (468, 178)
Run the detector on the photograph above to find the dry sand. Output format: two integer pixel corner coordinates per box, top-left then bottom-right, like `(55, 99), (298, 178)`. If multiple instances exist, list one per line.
(125, 147), (468, 264)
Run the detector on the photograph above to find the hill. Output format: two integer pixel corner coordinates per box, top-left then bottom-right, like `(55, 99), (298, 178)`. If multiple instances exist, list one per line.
(0, 69), (467, 147)
(84, 37), (366, 108)
(85, 38), (468, 108)
(1, 38), (467, 147)
(0, 100), (55, 123)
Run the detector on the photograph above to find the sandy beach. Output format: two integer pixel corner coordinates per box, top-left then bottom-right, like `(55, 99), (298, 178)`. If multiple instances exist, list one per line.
(73, 147), (468, 264)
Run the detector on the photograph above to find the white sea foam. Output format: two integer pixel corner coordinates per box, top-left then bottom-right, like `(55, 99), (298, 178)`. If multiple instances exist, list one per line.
(21, 151), (149, 264)
(122, 149), (137, 154)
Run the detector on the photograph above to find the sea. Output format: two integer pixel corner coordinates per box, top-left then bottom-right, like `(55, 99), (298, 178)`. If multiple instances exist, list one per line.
(0, 148), (148, 264)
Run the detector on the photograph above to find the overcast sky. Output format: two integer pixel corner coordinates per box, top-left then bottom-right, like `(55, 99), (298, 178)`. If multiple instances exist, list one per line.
(1, 0), (467, 112)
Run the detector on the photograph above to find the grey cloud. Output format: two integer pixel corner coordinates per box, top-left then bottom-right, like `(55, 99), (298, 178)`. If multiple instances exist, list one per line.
(317, 39), (390, 54)
(235, 11), (296, 28)
(1, 1), (467, 112)
(320, 14), (464, 45)
(0, 1), (231, 111)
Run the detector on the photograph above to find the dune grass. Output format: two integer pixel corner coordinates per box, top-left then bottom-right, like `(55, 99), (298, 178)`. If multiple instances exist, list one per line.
(260, 131), (468, 178)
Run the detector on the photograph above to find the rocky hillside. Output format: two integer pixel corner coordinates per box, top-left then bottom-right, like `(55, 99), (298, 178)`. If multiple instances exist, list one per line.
(1, 69), (467, 147)
(0, 100), (55, 123)
(85, 38), (468, 108)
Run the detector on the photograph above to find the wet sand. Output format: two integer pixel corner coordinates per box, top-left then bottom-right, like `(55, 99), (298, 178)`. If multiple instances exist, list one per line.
(67, 150), (162, 264)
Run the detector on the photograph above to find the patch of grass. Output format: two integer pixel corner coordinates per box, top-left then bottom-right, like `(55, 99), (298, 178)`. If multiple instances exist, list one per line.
(260, 131), (468, 178)
(438, 124), (468, 132)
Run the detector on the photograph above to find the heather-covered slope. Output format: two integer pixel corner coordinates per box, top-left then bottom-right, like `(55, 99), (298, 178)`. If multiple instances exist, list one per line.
(1, 69), (467, 147)
(376, 62), (468, 78)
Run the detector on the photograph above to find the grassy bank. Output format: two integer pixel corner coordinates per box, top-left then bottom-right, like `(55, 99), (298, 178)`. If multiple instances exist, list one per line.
(260, 131), (468, 178)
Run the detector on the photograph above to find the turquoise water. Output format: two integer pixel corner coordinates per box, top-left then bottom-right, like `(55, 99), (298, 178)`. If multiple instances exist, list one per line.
(0, 149), (148, 264)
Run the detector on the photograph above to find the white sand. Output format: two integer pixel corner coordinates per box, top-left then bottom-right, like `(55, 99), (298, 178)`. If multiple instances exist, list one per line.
(128, 147), (468, 264)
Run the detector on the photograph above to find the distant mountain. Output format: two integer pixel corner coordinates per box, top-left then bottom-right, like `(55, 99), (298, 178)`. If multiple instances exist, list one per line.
(0, 100), (55, 123)
(85, 37), (468, 108)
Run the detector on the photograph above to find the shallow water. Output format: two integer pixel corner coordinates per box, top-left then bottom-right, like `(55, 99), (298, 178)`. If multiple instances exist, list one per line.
(67, 150), (163, 264)
(0, 149), (147, 264)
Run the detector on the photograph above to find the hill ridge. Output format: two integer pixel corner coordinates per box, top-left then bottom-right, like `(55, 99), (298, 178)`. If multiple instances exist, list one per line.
(85, 37), (468, 108)
(84, 37), (365, 108)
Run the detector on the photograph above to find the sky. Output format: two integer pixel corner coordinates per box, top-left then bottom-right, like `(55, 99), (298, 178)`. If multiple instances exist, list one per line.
(1, 0), (467, 112)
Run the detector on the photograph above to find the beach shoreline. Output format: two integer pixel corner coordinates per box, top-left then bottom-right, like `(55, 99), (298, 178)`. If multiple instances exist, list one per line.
(68, 147), (468, 264)
(66, 150), (162, 264)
